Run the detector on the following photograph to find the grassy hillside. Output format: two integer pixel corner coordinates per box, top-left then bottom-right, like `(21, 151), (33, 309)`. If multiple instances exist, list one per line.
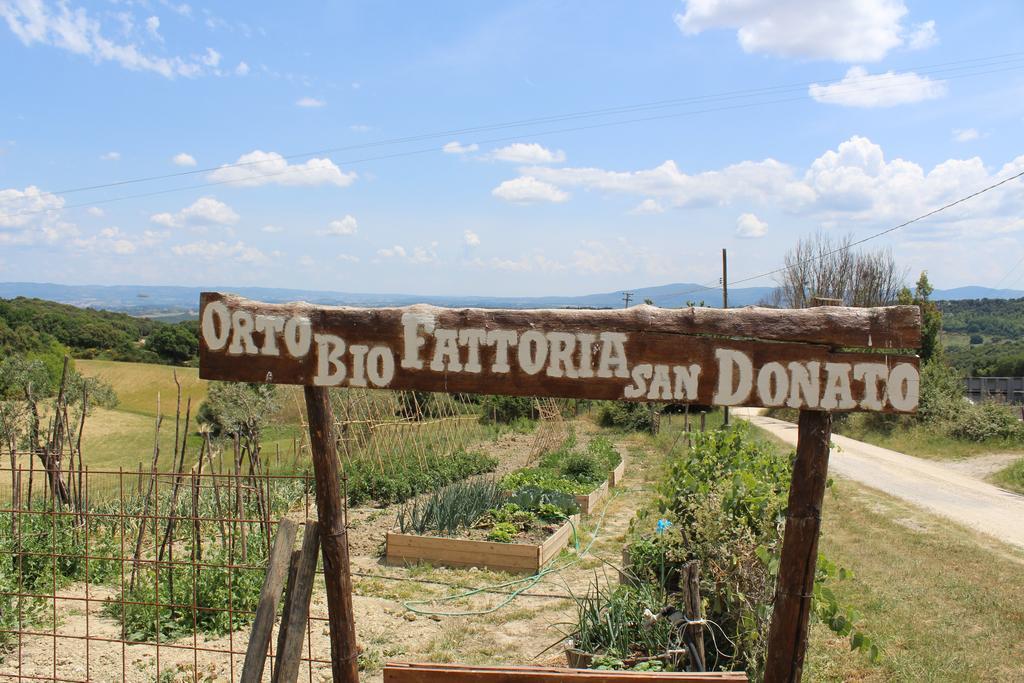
(77, 359), (207, 415)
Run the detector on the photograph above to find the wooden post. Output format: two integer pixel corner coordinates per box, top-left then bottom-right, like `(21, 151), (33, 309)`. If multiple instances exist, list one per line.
(683, 561), (705, 670)
(764, 409), (832, 682)
(304, 386), (360, 683)
(240, 518), (298, 682)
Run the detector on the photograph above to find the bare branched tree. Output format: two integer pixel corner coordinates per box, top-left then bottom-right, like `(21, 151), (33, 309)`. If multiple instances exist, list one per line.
(769, 231), (907, 308)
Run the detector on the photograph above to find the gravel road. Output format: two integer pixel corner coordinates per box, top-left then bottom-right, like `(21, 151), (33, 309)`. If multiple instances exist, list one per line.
(734, 408), (1024, 551)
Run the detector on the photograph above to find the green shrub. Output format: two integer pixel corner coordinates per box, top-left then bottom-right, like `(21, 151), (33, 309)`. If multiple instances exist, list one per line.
(597, 402), (653, 432)
(566, 580), (673, 663)
(479, 395), (537, 424)
(560, 452), (600, 482)
(949, 402), (1024, 442)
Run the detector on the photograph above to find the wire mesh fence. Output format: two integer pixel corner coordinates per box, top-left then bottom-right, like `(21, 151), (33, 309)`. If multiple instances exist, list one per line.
(0, 464), (337, 682)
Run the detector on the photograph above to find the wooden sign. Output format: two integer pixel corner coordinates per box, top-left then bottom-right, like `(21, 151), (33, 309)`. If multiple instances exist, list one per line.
(198, 292), (920, 413)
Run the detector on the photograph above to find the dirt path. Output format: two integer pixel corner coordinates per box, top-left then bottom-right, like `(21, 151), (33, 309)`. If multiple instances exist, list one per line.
(735, 408), (1024, 551)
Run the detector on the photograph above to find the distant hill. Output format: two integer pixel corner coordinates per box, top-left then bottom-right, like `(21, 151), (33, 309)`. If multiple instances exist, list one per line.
(0, 281), (1019, 318)
(0, 281), (776, 314)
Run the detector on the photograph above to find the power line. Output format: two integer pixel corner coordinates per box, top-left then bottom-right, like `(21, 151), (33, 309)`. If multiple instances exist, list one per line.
(658, 169), (1024, 302)
(5, 58), (1024, 224)
(3, 51), (1024, 210)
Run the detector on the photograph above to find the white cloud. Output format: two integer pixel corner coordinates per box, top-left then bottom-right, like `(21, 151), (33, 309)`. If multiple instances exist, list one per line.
(320, 215), (358, 236)
(349, 124), (371, 133)
(0, 0), (226, 78)
(86, 206), (104, 217)
(337, 253), (359, 263)
(234, 60), (249, 76)
(262, 224), (283, 233)
(100, 151), (121, 161)
(489, 143), (566, 164)
(72, 226), (139, 254)
(512, 135), (1024, 243)
(809, 66), (946, 107)
(630, 199), (664, 214)
(0, 185), (76, 244)
(150, 196), (238, 228)
(953, 128), (979, 143)
(735, 213), (767, 238)
(907, 20), (937, 50)
(492, 176), (569, 203)
(172, 152), (197, 167)
(571, 239), (674, 277)
(525, 158), (813, 209)
(161, 2), (192, 18)
(463, 229), (481, 247)
(377, 242), (438, 264)
(674, 0), (913, 62)
(145, 16), (162, 42)
(207, 150), (356, 188)
(443, 141), (479, 155)
(482, 253), (566, 273)
(296, 96), (325, 108)
(171, 239), (267, 264)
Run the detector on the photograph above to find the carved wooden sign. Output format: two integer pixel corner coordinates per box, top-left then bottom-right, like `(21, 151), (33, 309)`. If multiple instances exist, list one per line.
(198, 292), (922, 413)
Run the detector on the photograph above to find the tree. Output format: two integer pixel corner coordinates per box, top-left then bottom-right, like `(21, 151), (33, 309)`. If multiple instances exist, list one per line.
(147, 324), (199, 364)
(197, 382), (279, 442)
(770, 231), (907, 308)
(898, 271), (942, 363)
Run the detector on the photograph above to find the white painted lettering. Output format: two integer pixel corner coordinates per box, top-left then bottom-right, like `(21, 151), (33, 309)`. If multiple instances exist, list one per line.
(888, 363), (919, 412)
(546, 332), (578, 379)
(821, 362), (855, 411)
(487, 330), (518, 373)
(401, 312), (434, 370)
(787, 361), (820, 409)
(283, 316), (312, 357)
(597, 332), (629, 378)
(254, 315), (285, 356)
(713, 349), (753, 405)
(647, 364), (673, 400)
(430, 328), (463, 372)
(366, 346), (395, 387)
(756, 362), (789, 407)
(313, 334), (346, 386)
(228, 311), (258, 355)
(624, 364), (653, 399)
(672, 364), (701, 400)
(458, 328), (487, 373)
(518, 330), (548, 375)
(853, 363), (888, 411)
(201, 301), (231, 351)
(349, 344), (369, 387)
(576, 333), (597, 378)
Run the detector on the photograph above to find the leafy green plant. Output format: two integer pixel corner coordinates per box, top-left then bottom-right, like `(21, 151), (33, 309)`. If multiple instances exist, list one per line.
(346, 448), (498, 507)
(596, 402), (654, 432)
(486, 522), (518, 543)
(499, 467), (590, 495)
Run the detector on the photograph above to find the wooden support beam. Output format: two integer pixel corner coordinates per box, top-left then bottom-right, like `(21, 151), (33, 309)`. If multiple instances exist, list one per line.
(274, 522), (322, 683)
(383, 662), (747, 682)
(240, 518), (298, 683)
(305, 386), (360, 683)
(763, 409), (832, 682)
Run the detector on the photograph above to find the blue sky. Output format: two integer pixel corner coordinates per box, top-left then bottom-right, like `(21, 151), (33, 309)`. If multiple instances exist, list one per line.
(1, 0), (1023, 297)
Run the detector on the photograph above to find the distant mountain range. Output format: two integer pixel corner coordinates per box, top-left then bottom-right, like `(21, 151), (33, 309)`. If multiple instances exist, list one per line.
(0, 281), (1021, 317)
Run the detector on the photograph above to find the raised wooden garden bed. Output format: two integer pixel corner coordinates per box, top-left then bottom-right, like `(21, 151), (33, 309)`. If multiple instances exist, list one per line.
(385, 514), (580, 573)
(608, 458), (626, 488)
(575, 480), (608, 515)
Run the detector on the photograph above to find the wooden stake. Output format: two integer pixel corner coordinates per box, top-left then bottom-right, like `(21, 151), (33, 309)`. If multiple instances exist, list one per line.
(274, 522), (321, 683)
(763, 409), (832, 682)
(304, 386), (360, 683)
(683, 561), (705, 670)
(240, 518), (298, 683)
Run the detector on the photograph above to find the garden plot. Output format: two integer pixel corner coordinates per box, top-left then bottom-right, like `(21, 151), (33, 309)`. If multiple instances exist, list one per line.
(384, 435), (624, 572)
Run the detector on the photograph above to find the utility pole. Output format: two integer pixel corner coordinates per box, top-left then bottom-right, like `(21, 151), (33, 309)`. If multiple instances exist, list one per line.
(722, 248), (729, 428)
(622, 291), (634, 309)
